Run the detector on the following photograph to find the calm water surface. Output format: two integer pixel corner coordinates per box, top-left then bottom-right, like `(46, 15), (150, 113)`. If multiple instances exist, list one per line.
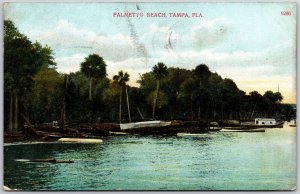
(4, 124), (296, 190)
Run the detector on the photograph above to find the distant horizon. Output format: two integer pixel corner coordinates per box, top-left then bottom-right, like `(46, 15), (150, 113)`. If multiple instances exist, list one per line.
(4, 2), (296, 103)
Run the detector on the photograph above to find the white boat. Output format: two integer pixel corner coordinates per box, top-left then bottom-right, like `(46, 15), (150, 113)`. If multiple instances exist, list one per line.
(177, 133), (209, 137)
(220, 128), (265, 132)
(120, 120), (171, 130)
(109, 131), (129, 135)
(289, 119), (296, 127)
(57, 138), (103, 143)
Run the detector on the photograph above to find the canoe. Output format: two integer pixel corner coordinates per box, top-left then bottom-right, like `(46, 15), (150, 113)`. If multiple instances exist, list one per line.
(109, 131), (129, 135)
(240, 121), (284, 128)
(177, 133), (209, 137)
(16, 158), (74, 163)
(220, 128), (265, 132)
(57, 138), (103, 143)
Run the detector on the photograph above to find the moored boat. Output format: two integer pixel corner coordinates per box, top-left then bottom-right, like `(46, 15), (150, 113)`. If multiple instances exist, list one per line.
(120, 120), (172, 130)
(57, 138), (103, 143)
(289, 119), (296, 127)
(177, 132), (210, 137)
(220, 128), (265, 132)
(109, 131), (129, 135)
(222, 118), (284, 129)
(240, 122), (283, 129)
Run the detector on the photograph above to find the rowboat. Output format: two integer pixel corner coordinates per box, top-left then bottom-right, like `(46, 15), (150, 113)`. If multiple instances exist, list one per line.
(57, 138), (103, 143)
(177, 133), (210, 137)
(16, 158), (74, 163)
(109, 131), (129, 135)
(120, 120), (172, 130)
(220, 128), (265, 132)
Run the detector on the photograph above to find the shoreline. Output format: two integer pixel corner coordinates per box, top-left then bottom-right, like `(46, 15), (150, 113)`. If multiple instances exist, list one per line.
(4, 120), (287, 144)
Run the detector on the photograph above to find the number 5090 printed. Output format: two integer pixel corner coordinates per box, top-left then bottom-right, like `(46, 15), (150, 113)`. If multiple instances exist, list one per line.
(281, 11), (291, 16)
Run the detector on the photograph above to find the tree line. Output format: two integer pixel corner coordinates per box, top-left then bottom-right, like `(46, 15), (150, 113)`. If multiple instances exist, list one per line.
(4, 20), (296, 133)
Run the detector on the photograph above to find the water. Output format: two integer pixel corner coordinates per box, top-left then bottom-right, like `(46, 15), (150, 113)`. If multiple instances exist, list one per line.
(4, 124), (296, 191)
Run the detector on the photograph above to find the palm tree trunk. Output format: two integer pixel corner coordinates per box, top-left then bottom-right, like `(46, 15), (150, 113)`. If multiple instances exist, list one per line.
(198, 81), (201, 120)
(119, 86), (123, 123)
(60, 96), (66, 131)
(62, 100), (66, 130)
(89, 78), (93, 101)
(152, 80), (160, 119)
(137, 107), (145, 120)
(14, 94), (18, 131)
(60, 75), (68, 130)
(125, 85), (131, 122)
(24, 104), (29, 136)
(221, 104), (224, 121)
(190, 98), (194, 120)
(250, 103), (257, 119)
(9, 91), (13, 133)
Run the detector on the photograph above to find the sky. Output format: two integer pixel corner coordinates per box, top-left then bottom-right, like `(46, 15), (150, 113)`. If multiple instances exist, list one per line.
(4, 3), (296, 103)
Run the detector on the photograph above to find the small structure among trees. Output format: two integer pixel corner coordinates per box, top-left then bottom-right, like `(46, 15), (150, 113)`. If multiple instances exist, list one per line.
(255, 118), (277, 125)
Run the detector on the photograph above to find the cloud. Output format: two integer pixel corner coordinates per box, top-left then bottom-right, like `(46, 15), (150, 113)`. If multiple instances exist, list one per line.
(28, 20), (137, 62)
(190, 18), (232, 48)
(150, 41), (294, 73)
(55, 55), (155, 86)
(55, 54), (86, 73)
(106, 58), (156, 86)
(140, 18), (232, 54)
(141, 24), (180, 54)
(28, 19), (295, 103)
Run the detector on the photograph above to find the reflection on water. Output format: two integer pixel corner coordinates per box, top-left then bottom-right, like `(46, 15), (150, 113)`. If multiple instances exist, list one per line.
(4, 124), (296, 190)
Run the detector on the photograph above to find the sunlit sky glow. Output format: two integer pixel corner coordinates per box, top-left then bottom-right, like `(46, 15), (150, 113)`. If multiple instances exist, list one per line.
(4, 3), (296, 103)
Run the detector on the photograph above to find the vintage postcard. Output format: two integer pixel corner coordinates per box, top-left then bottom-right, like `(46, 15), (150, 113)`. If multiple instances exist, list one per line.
(3, 2), (296, 191)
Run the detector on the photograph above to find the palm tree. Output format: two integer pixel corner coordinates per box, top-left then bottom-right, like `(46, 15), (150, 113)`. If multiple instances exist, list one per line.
(152, 62), (168, 119)
(80, 54), (107, 101)
(113, 71), (131, 123)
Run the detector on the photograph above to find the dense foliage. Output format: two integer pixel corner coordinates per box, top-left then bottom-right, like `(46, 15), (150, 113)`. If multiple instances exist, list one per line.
(4, 20), (296, 133)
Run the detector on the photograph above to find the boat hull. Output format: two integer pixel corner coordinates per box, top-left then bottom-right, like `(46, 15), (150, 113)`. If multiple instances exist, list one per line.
(58, 138), (103, 143)
(220, 128), (265, 132)
(177, 133), (211, 137)
(222, 122), (284, 129)
(120, 121), (172, 130)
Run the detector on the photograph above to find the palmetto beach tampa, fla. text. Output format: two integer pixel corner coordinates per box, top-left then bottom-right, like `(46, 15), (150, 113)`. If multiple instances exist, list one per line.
(113, 12), (203, 18)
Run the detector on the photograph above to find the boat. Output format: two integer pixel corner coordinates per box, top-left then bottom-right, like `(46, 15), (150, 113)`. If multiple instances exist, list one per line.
(3, 186), (15, 191)
(57, 138), (103, 143)
(207, 122), (222, 131)
(241, 122), (283, 129)
(120, 120), (172, 130)
(223, 119), (284, 129)
(16, 158), (74, 164)
(109, 131), (129, 135)
(220, 128), (265, 132)
(254, 118), (277, 125)
(177, 132), (210, 137)
(289, 120), (296, 127)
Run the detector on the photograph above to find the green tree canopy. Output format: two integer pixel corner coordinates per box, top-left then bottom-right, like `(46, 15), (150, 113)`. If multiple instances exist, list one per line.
(80, 54), (107, 79)
(4, 19), (56, 132)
